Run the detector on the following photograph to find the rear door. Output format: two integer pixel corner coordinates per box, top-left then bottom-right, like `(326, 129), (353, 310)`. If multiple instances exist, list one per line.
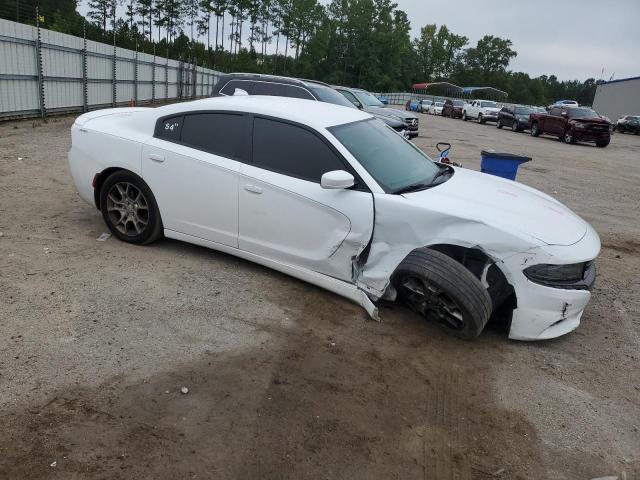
(238, 116), (374, 282)
(142, 112), (249, 247)
(547, 106), (563, 134)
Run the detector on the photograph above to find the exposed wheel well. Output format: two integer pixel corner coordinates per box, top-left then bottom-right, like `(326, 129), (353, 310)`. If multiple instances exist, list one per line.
(93, 167), (128, 210)
(425, 244), (516, 313)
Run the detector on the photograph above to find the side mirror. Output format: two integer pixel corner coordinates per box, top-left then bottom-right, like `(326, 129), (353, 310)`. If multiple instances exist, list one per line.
(321, 170), (354, 190)
(355, 100), (363, 110)
(233, 88), (249, 96)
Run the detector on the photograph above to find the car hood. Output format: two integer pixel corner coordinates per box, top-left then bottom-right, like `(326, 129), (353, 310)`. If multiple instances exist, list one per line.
(402, 167), (587, 246)
(367, 106), (416, 119)
(571, 117), (610, 125)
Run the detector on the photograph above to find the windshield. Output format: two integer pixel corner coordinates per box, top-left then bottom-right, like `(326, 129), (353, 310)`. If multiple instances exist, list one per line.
(354, 90), (385, 107)
(568, 108), (600, 119)
(481, 101), (497, 108)
(435, 102), (444, 107)
(453, 100), (464, 106)
(515, 106), (534, 115)
(310, 85), (356, 108)
(329, 119), (441, 193)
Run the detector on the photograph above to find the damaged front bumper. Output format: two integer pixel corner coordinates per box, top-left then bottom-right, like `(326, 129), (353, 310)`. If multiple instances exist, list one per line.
(500, 224), (600, 341)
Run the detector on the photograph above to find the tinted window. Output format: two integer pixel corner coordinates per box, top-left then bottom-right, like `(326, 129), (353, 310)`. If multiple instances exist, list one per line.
(550, 107), (562, 116)
(481, 101), (497, 108)
(252, 117), (346, 182)
(567, 108), (600, 119)
(309, 85), (355, 108)
(330, 119), (439, 193)
(453, 100), (464, 106)
(353, 90), (384, 107)
(220, 79), (253, 95)
(514, 106), (534, 115)
(337, 89), (361, 107)
(181, 113), (245, 159)
(156, 115), (183, 141)
(252, 81), (314, 100)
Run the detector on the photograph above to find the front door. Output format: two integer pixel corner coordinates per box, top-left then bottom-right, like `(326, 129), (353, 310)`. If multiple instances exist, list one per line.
(238, 116), (374, 282)
(142, 112), (250, 247)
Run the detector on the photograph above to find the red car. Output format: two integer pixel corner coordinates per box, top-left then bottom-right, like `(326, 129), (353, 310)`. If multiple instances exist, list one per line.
(442, 99), (464, 118)
(529, 106), (611, 147)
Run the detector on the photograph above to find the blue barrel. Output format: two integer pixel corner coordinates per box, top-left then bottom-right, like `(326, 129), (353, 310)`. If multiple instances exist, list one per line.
(480, 151), (531, 180)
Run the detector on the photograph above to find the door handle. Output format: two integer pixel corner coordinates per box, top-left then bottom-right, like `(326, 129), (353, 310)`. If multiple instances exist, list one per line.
(244, 184), (263, 194)
(149, 153), (165, 163)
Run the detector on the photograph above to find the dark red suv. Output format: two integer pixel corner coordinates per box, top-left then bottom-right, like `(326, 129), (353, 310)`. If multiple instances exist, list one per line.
(442, 99), (465, 118)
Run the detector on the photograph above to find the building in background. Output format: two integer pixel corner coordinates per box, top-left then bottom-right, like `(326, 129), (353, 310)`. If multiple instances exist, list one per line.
(592, 76), (640, 120)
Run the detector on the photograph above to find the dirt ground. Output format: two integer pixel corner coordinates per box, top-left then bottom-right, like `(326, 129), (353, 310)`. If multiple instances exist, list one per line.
(0, 109), (638, 480)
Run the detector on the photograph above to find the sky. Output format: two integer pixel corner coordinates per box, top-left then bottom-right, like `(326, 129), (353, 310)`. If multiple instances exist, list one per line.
(77, 0), (640, 82)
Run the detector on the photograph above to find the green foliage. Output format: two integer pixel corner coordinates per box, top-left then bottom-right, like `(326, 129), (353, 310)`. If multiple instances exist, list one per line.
(0, 0), (601, 105)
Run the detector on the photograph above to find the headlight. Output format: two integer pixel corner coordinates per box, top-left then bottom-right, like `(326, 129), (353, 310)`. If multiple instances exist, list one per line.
(573, 122), (585, 129)
(524, 263), (585, 284)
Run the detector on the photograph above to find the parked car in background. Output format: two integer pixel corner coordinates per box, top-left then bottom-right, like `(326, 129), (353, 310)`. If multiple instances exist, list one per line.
(497, 105), (537, 132)
(406, 100), (421, 112)
(69, 96), (601, 341)
(614, 115), (640, 134)
(428, 101), (444, 115)
(463, 100), (501, 123)
(377, 95), (389, 105)
(210, 73), (407, 134)
(442, 99), (465, 118)
(335, 86), (419, 137)
(529, 105), (611, 147)
(408, 99), (433, 113)
(554, 100), (579, 106)
(418, 99), (433, 113)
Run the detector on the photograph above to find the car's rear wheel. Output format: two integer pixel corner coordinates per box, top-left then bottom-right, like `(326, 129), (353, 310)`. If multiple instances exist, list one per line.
(530, 122), (540, 137)
(596, 138), (610, 148)
(392, 248), (492, 339)
(100, 170), (163, 245)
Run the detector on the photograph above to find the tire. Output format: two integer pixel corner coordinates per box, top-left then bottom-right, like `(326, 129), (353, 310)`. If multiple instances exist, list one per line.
(478, 113), (484, 124)
(497, 119), (503, 129)
(392, 248), (492, 339)
(100, 170), (163, 245)
(511, 120), (519, 132)
(530, 122), (540, 137)
(563, 130), (575, 144)
(596, 138), (610, 148)
(462, 111), (467, 121)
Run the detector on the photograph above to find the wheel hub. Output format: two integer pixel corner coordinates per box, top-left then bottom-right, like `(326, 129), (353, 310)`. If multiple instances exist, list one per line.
(400, 276), (465, 330)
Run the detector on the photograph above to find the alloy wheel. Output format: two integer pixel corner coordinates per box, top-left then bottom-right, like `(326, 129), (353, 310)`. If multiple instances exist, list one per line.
(399, 275), (465, 331)
(106, 182), (150, 236)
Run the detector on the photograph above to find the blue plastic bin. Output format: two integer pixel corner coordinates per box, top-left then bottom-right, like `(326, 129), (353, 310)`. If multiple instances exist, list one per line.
(480, 151), (531, 181)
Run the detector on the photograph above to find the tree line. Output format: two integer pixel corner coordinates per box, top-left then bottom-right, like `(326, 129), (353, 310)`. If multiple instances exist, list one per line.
(0, 0), (602, 106)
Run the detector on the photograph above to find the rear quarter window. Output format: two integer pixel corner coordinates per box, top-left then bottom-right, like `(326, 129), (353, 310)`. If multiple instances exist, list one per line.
(180, 113), (246, 159)
(155, 115), (183, 141)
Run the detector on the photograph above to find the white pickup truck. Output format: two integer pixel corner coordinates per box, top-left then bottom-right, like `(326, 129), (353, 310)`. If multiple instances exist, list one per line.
(462, 100), (501, 124)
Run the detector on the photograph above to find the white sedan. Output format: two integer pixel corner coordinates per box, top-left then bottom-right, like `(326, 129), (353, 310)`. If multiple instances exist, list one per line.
(428, 102), (444, 115)
(69, 96), (600, 341)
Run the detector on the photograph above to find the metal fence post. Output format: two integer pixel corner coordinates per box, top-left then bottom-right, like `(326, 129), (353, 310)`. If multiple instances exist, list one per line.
(165, 58), (169, 100)
(111, 5), (117, 107)
(35, 7), (46, 119)
(151, 44), (156, 104)
(134, 41), (138, 105)
(192, 62), (197, 99)
(82, 21), (88, 112)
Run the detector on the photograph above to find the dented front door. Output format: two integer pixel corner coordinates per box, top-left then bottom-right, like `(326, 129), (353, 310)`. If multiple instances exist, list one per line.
(237, 117), (374, 282)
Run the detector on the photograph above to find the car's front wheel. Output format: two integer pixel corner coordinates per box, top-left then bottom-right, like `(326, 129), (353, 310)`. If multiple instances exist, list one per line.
(563, 130), (575, 144)
(497, 118), (503, 129)
(392, 248), (492, 339)
(478, 113), (484, 124)
(511, 120), (519, 132)
(100, 170), (163, 245)
(596, 138), (610, 148)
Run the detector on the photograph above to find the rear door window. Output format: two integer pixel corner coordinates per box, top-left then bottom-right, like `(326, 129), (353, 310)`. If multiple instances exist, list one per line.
(220, 80), (254, 95)
(252, 117), (346, 183)
(180, 113), (246, 160)
(550, 107), (562, 116)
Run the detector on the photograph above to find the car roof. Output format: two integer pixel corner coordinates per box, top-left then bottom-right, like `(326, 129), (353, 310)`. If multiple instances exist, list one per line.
(152, 95), (371, 129)
(224, 73), (332, 89)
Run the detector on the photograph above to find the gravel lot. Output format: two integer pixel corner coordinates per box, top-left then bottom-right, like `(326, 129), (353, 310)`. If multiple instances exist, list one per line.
(0, 109), (638, 479)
